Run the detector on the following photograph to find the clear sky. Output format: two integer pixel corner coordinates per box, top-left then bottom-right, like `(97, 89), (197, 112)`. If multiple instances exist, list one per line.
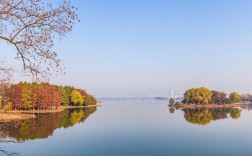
(2, 0), (252, 97)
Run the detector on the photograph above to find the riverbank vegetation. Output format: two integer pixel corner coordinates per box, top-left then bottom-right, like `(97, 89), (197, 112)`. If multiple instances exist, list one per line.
(0, 82), (97, 111)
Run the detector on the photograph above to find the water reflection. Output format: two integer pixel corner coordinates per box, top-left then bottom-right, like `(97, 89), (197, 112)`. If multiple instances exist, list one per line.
(0, 108), (97, 141)
(170, 108), (241, 125)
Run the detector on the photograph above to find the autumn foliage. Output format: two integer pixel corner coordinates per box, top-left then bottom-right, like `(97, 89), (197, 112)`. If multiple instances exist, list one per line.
(183, 87), (241, 105)
(184, 87), (212, 105)
(1, 82), (97, 110)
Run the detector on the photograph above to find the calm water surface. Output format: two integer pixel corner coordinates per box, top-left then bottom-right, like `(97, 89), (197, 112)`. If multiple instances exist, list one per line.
(1, 99), (252, 156)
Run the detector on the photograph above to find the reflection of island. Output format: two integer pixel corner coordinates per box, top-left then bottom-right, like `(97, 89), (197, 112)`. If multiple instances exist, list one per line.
(0, 108), (97, 141)
(170, 108), (241, 125)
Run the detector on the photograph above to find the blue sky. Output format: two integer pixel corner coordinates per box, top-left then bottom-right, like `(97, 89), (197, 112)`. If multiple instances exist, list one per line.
(2, 0), (252, 97)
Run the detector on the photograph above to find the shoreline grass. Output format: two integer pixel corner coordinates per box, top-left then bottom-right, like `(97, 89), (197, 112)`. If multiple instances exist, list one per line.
(0, 103), (101, 122)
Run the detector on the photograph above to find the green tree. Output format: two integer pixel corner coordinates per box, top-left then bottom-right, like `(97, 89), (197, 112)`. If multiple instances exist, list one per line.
(22, 82), (32, 110)
(70, 90), (84, 105)
(184, 87), (212, 105)
(229, 92), (240, 103)
(57, 86), (69, 106)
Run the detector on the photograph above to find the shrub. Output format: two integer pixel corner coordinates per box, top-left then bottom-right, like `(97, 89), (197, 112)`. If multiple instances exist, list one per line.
(169, 98), (175, 107)
(4, 102), (13, 111)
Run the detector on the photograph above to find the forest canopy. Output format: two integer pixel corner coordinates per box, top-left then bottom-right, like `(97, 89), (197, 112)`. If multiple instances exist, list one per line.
(0, 82), (97, 110)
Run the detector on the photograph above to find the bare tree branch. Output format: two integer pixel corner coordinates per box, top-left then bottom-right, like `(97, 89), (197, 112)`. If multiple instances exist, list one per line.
(0, 0), (79, 81)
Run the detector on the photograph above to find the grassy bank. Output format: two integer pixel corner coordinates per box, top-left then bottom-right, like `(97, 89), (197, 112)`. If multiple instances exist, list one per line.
(0, 103), (101, 122)
(0, 113), (36, 122)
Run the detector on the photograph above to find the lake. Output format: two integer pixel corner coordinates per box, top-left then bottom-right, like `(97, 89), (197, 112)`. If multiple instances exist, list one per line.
(1, 99), (252, 156)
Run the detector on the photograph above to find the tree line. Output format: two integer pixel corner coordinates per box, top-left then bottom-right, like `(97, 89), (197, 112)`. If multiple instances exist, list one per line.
(182, 87), (241, 105)
(0, 82), (97, 110)
(169, 87), (242, 105)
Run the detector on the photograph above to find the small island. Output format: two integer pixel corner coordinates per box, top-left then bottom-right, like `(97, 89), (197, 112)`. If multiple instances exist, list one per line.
(168, 87), (252, 110)
(0, 82), (100, 122)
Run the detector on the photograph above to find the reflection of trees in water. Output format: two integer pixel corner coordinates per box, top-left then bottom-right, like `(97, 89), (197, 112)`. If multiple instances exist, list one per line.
(184, 109), (213, 125)
(183, 108), (241, 125)
(230, 109), (241, 119)
(0, 108), (97, 141)
(169, 108), (175, 114)
(211, 108), (231, 120)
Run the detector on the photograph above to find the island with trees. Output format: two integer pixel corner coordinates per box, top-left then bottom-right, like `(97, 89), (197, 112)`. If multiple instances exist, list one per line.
(168, 87), (251, 110)
(167, 87), (252, 125)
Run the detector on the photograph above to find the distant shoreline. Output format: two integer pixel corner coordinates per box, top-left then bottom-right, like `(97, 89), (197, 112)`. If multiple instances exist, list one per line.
(0, 103), (101, 122)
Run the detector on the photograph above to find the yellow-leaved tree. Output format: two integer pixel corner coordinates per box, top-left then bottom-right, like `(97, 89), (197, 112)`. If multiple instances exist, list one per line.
(70, 90), (84, 105)
(229, 92), (240, 104)
(184, 87), (212, 105)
